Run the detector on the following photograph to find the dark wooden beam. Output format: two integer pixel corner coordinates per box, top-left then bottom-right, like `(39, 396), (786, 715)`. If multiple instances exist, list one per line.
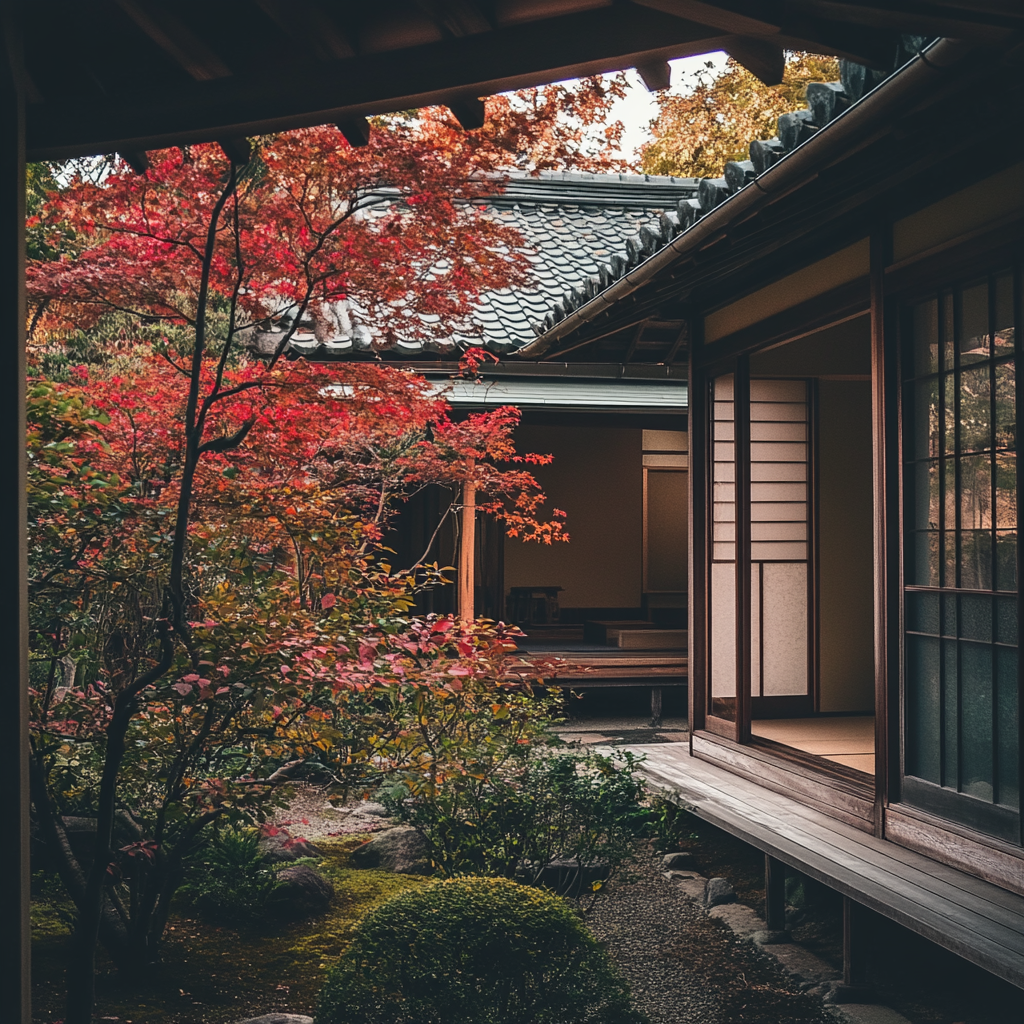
(765, 855), (787, 932)
(114, 0), (232, 80)
(253, 0), (356, 61)
(787, 0), (1021, 40)
(119, 149), (150, 174)
(624, 321), (646, 362)
(725, 37), (785, 85)
(412, 0), (492, 38)
(337, 116), (372, 147)
(665, 324), (688, 363)
(636, 60), (672, 91)
(26, 6), (735, 158)
(448, 97), (486, 129)
(218, 137), (251, 164)
(0, 17), (29, 1024)
(631, 0), (783, 35)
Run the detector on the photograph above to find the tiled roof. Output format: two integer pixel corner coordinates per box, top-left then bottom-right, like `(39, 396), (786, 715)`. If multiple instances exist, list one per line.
(250, 170), (699, 358)
(524, 43), (930, 354)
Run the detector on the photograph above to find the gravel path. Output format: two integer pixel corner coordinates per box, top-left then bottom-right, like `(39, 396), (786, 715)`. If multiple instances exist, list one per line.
(587, 850), (838, 1024)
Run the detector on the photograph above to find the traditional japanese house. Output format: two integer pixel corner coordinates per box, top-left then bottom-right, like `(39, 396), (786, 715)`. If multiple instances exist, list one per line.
(518, 34), (1024, 995)
(255, 170), (694, 719)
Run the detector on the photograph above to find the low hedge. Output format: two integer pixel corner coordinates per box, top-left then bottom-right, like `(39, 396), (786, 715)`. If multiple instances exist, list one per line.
(316, 875), (646, 1024)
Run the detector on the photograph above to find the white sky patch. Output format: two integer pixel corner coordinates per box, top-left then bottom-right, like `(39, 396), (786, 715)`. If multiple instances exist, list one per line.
(610, 51), (729, 166)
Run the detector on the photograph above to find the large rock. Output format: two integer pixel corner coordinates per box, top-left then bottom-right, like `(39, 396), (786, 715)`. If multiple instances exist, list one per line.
(259, 832), (320, 864)
(231, 1016), (314, 1024)
(350, 825), (430, 874)
(266, 865), (334, 920)
(704, 876), (736, 907)
(535, 858), (610, 898)
(661, 851), (696, 871)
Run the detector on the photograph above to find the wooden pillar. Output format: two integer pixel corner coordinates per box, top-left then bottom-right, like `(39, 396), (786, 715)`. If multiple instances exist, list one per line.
(765, 855), (786, 932)
(843, 896), (869, 987)
(458, 476), (476, 621)
(0, 16), (31, 1024)
(650, 687), (663, 727)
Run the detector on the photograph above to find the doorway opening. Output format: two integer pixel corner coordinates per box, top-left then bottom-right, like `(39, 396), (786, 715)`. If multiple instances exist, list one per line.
(747, 316), (875, 774)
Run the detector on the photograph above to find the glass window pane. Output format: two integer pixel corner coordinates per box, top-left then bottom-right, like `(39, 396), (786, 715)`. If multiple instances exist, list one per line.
(913, 460), (939, 530)
(996, 531), (1017, 593)
(994, 273), (1015, 358)
(912, 532), (939, 587)
(943, 637), (958, 789)
(906, 634), (941, 784)
(943, 529), (957, 590)
(959, 365), (991, 453)
(960, 530), (993, 591)
(996, 646), (1019, 810)
(960, 641), (994, 802)
(913, 378), (939, 459)
(959, 594), (992, 642)
(996, 596), (1017, 645)
(994, 360), (1015, 451)
(906, 591), (939, 635)
(942, 291), (955, 372)
(959, 454), (992, 530)
(942, 593), (957, 637)
(913, 298), (939, 375)
(995, 453), (1016, 529)
(944, 375), (956, 457)
(961, 282), (990, 364)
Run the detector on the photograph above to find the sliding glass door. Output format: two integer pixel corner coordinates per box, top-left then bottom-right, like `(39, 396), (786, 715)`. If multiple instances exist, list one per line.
(901, 267), (1022, 843)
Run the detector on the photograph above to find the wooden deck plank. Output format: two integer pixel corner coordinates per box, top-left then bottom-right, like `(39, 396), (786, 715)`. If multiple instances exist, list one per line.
(624, 743), (1024, 989)
(641, 746), (1024, 926)
(647, 748), (1024, 923)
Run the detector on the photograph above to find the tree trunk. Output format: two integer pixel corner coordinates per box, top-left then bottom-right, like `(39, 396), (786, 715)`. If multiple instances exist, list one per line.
(458, 476), (476, 622)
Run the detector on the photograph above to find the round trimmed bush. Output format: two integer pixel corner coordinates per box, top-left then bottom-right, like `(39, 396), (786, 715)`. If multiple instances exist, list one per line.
(316, 875), (646, 1024)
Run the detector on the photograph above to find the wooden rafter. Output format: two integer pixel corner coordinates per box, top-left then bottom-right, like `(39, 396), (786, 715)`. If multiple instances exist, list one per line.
(114, 0), (232, 81)
(253, 0), (356, 61)
(725, 37), (785, 85)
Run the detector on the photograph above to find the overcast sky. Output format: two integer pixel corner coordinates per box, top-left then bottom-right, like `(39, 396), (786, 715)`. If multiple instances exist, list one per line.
(607, 50), (729, 166)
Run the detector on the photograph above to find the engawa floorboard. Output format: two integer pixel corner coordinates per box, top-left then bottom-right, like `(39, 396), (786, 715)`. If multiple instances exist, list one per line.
(622, 743), (1024, 991)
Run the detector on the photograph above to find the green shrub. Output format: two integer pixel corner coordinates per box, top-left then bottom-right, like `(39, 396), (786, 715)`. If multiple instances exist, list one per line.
(180, 826), (278, 925)
(316, 876), (646, 1024)
(380, 749), (649, 888)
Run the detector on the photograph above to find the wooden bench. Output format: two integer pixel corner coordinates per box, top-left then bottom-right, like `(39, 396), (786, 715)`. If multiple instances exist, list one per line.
(623, 742), (1024, 992)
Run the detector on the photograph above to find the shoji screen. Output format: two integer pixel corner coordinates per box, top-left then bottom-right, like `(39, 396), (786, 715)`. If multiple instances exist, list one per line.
(710, 374), (737, 720)
(749, 379), (810, 702)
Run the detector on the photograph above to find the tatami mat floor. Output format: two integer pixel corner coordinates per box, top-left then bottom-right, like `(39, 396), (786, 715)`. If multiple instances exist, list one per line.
(751, 715), (875, 775)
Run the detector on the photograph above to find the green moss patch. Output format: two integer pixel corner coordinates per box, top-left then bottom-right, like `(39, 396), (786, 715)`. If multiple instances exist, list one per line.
(31, 837), (428, 1024)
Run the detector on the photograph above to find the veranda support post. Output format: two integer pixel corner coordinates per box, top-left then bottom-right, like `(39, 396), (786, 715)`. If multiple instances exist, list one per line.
(0, 17), (30, 1024)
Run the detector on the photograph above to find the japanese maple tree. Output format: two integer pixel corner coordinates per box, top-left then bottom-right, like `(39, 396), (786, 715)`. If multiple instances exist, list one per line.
(26, 80), (621, 1023)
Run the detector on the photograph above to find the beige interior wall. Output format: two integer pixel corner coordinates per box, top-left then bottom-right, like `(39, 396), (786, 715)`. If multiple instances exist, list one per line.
(504, 424), (643, 609)
(818, 379), (875, 712)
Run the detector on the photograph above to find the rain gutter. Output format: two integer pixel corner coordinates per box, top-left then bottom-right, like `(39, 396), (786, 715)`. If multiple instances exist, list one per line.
(517, 36), (977, 359)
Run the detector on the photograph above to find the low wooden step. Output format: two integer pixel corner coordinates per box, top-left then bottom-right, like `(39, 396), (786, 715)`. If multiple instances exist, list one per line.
(617, 629), (688, 649)
(583, 619), (659, 644)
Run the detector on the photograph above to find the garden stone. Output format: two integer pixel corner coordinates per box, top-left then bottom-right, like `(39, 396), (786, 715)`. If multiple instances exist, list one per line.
(752, 928), (791, 945)
(670, 876), (708, 901)
(704, 876), (736, 907)
(259, 832), (320, 863)
(708, 901), (762, 937)
(661, 851), (696, 870)
(536, 858), (610, 897)
(231, 1016), (314, 1024)
(266, 865), (334, 920)
(351, 800), (389, 817)
(350, 825), (430, 874)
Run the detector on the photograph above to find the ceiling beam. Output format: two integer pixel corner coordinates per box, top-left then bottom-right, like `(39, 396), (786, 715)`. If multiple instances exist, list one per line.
(337, 116), (372, 147)
(26, 6), (736, 159)
(448, 97), (486, 129)
(787, 1), (1021, 39)
(412, 0), (492, 38)
(636, 60), (672, 91)
(113, 0), (232, 81)
(630, 0), (782, 35)
(664, 324), (688, 363)
(253, 0), (356, 61)
(725, 37), (785, 85)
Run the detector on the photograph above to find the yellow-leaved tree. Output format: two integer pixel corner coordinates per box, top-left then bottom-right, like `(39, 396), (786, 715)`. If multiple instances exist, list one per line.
(639, 52), (840, 179)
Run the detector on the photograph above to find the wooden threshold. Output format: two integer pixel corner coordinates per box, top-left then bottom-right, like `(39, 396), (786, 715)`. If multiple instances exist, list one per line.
(624, 742), (1024, 992)
(692, 731), (875, 831)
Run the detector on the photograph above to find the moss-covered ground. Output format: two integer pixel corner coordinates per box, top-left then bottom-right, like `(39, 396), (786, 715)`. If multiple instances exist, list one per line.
(31, 836), (427, 1024)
